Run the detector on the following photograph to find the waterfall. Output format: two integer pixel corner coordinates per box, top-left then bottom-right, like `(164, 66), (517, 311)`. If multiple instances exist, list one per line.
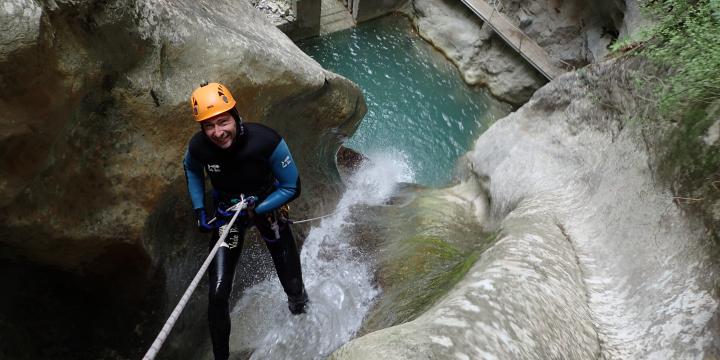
(226, 151), (413, 359)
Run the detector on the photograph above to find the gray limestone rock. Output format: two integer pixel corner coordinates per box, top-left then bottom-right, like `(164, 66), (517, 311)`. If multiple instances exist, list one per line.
(619, 0), (651, 40)
(0, 0), (42, 64)
(703, 119), (720, 146)
(0, 0), (365, 275)
(401, 0), (545, 105)
(0, 0), (367, 357)
(332, 58), (719, 359)
(402, 0), (639, 104)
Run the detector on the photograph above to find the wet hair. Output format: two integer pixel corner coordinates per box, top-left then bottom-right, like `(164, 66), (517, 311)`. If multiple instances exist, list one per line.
(229, 107), (245, 136)
(228, 107), (243, 125)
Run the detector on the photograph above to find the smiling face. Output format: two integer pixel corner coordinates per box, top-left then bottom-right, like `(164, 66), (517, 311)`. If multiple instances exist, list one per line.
(201, 112), (237, 149)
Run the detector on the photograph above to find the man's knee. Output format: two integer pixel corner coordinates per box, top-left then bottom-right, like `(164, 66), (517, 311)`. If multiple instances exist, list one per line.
(208, 281), (232, 307)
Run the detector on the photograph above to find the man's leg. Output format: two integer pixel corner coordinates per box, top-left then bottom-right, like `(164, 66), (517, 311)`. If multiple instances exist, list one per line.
(208, 223), (245, 360)
(254, 210), (308, 314)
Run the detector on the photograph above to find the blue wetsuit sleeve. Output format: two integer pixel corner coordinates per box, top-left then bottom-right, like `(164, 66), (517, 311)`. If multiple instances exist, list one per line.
(183, 150), (206, 210)
(254, 139), (299, 214)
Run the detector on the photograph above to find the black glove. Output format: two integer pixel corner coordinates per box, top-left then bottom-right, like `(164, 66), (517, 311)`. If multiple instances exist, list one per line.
(244, 196), (258, 211)
(215, 203), (235, 219)
(217, 196), (258, 219)
(194, 208), (224, 233)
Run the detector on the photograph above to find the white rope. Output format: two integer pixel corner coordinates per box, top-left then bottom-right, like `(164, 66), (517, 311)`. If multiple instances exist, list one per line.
(289, 210), (339, 224)
(142, 197), (248, 360)
(143, 198), (341, 358)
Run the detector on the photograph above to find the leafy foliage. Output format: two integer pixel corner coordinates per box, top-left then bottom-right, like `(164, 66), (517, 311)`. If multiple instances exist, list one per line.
(635, 1), (720, 242)
(609, 35), (639, 54)
(640, 0), (720, 110)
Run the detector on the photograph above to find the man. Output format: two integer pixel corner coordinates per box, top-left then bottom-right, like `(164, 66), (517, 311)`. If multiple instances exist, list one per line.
(183, 82), (309, 360)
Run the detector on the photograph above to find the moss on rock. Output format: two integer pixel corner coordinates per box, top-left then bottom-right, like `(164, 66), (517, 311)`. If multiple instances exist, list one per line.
(362, 234), (487, 333)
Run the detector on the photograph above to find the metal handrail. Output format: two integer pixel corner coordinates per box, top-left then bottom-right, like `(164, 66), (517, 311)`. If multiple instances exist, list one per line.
(481, 0), (575, 74)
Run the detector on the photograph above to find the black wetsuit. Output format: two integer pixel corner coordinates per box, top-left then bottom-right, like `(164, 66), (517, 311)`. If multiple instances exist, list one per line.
(183, 122), (307, 360)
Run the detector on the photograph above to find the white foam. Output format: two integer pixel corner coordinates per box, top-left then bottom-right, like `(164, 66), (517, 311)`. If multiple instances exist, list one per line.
(228, 151), (414, 359)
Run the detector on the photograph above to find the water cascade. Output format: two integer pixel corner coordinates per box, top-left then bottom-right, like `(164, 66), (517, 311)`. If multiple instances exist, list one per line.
(216, 14), (510, 358)
(3, 1), (717, 359)
(226, 152), (413, 359)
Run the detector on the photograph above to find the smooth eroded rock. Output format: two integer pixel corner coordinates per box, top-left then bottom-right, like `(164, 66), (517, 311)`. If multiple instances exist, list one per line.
(0, 0), (366, 358)
(401, 0), (635, 104)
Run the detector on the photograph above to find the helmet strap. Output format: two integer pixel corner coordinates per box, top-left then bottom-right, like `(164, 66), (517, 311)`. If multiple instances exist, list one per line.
(230, 107), (245, 138)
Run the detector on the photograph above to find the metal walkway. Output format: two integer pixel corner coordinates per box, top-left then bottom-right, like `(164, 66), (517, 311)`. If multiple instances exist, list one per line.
(460, 0), (568, 80)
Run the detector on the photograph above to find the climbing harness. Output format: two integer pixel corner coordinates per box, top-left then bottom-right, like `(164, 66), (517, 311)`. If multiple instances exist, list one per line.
(143, 199), (341, 359)
(270, 215), (281, 240)
(142, 196), (248, 360)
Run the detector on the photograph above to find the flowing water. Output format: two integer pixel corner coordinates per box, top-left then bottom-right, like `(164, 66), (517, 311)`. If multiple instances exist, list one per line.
(228, 153), (413, 359)
(330, 71), (720, 359)
(187, 10), (718, 360)
(217, 15), (509, 359)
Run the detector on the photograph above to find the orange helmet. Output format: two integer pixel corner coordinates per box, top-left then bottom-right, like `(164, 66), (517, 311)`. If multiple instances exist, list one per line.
(190, 82), (237, 122)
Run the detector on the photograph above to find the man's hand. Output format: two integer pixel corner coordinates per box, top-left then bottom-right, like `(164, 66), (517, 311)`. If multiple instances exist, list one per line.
(194, 208), (223, 233)
(215, 195), (258, 220)
(245, 196), (258, 210)
(215, 203), (235, 219)
(242, 196), (258, 217)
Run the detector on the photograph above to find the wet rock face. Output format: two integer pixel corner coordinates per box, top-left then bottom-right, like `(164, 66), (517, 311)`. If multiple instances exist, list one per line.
(497, 0), (626, 65)
(0, 1), (42, 64)
(336, 146), (368, 181)
(252, 0), (296, 25)
(333, 58), (719, 359)
(0, 0), (365, 357)
(0, 0), (363, 268)
(402, 0), (629, 104)
(401, 0), (545, 105)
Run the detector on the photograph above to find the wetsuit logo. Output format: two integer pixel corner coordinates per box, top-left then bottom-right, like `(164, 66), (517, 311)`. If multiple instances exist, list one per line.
(219, 226), (240, 249)
(281, 156), (292, 168)
(207, 164), (221, 173)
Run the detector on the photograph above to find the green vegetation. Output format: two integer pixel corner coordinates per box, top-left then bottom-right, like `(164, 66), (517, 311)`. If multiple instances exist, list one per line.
(659, 105), (720, 185)
(608, 35), (638, 54)
(657, 103), (720, 244)
(640, 0), (720, 111)
(360, 231), (495, 334)
(629, 0), (720, 242)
